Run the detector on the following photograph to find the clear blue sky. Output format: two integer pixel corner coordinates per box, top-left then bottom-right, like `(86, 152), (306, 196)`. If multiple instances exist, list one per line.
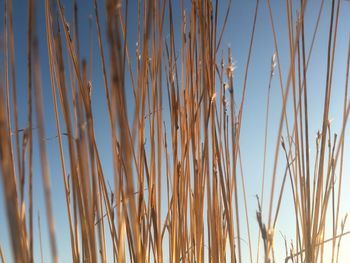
(1, 0), (350, 262)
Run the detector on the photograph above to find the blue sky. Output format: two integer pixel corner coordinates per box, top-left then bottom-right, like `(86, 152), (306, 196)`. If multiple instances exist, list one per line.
(1, 0), (350, 262)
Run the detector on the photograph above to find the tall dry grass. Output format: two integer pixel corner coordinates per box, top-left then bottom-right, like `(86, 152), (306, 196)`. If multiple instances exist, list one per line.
(0, 0), (350, 262)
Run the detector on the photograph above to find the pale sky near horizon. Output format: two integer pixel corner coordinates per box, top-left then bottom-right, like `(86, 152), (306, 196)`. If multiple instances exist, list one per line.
(1, 0), (350, 262)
